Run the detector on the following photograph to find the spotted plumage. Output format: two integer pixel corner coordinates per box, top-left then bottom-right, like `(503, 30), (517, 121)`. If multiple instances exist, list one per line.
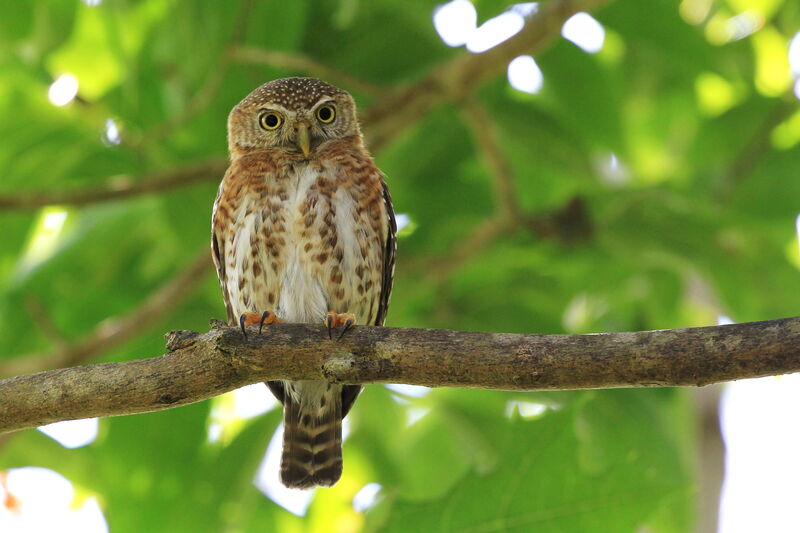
(212, 78), (396, 489)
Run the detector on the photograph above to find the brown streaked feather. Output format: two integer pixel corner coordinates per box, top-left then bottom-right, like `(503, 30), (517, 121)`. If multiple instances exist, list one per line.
(211, 173), (236, 324)
(375, 176), (397, 327)
(280, 386), (343, 488)
(340, 176), (395, 418)
(213, 162), (287, 403)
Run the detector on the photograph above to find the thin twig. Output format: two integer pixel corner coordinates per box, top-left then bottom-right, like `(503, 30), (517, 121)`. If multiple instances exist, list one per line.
(2, 315), (799, 435)
(426, 93), (594, 283)
(137, 0), (257, 145)
(460, 98), (521, 222)
(24, 296), (69, 353)
(427, 97), (524, 282)
(719, 98), (795, 197)
(421, 196), (592, 283)
(0, 249), (213, 378)
(230, 46), (385, 96)
(0, 160), (227, 210)
(361, 0), (612, 152)
(139, 66), (231, 146)
(425, 216), (513, 282)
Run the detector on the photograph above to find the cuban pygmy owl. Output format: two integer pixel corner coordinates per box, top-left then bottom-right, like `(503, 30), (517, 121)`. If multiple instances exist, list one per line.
(211, 77), (396, 489)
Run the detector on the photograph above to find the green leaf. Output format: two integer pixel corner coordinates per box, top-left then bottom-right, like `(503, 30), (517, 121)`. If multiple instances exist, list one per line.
(369, 390), (694, 532)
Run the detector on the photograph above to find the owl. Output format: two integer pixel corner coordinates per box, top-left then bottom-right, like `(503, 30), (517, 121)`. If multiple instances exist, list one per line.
(211, 78), (396, 489)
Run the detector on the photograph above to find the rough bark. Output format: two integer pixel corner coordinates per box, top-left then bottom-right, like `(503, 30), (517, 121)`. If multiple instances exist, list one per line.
(1, 316), (799, 435)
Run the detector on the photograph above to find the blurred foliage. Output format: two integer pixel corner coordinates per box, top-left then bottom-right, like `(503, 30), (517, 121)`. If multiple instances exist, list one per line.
(1, 0), (799, 531)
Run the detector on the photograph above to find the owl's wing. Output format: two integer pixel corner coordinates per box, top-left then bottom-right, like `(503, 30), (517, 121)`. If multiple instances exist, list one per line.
(342, 175), (396, 417)
(374, 175), (397, 326)
(341, 174), (397, 419)
(211, 175), (236, 325)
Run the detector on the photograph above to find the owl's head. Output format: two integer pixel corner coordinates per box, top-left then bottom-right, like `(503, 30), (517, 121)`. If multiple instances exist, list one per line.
(227, 77), (360, 158)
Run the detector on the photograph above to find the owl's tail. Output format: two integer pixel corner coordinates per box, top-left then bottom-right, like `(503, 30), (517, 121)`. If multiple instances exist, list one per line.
(280, 387), (343, 489)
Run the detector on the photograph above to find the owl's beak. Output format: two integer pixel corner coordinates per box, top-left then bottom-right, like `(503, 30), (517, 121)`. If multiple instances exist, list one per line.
(296, 123), (311, 157)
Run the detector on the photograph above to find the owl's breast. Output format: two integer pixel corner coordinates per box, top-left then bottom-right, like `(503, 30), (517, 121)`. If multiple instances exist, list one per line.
(222, 160), (385, 326)
(273, 163), (331, 323)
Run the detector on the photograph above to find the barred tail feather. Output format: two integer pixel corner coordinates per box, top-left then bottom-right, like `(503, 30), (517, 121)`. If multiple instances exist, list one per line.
(280, 390), (343, 489)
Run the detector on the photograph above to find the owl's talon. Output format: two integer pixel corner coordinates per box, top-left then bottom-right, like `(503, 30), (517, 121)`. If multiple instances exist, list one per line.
(326, 312), (356, 341)
(325, 312), (336, 339)
(239, 313), (248, 339)
(258, 310), (284, 333)
(337, 317), (355, 341)
(239, 310), (281, 338)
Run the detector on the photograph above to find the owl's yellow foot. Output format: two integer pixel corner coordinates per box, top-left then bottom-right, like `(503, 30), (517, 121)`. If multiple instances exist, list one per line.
(239, 310), (282, 338)
(324, 312), (356, 340)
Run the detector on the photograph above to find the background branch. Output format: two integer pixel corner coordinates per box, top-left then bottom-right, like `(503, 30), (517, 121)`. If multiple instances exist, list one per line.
(460, 97), (521, 223)
(2, 315), (799, 435)
(24, 296), (70, 353)
(0, 249), (212, 378)
(718, 98), (796, 197)
(424, 216), (512, 282)
(362, 0), (612, 151)
(419, 97), (591, 282)
(0, 160), (226, 210)
(135, 0), (256, 145)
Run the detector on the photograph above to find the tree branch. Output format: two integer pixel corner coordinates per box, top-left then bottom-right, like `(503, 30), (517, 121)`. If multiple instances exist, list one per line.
(362, 0), (612, 152)
(420, 96), (591, 282)
(2, 315), (799, 435)
(460, 97), (521, 223)
(423, 216), (512, 282)
(24, 296), (70, 352)
(0, 249), (213, 378)
(134, 0), (257, 146)
(718, 98), (796, 197)
(419, 196), (591, 283)
(0, 160), (227, 210)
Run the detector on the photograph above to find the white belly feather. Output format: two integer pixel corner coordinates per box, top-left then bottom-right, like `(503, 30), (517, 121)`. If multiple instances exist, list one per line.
(224, 163), (335, 323)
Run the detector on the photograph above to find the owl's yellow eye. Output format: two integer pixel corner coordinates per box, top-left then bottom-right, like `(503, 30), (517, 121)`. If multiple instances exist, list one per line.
(316, 104), (335, 124)
(259, 112), (282, 130)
